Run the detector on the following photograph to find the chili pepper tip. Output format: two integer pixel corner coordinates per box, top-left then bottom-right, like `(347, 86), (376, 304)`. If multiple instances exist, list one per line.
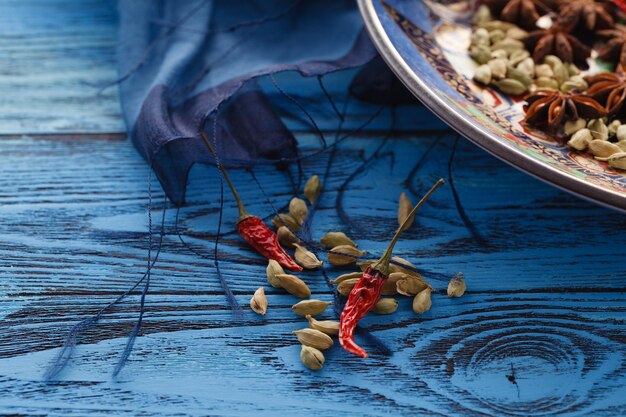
(339, 337), (368, 358)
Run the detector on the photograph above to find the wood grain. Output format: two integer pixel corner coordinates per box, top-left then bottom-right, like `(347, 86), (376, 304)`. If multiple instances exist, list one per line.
(1, 0), (625, 416)
(0, 0), (446, 136)
(1, 135), (625, 416)
(0, 0), (125, 135)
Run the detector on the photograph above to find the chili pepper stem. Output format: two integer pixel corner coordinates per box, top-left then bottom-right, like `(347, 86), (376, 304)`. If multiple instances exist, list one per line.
(199, 128), (250, 221)
(373, 178), (445, 275)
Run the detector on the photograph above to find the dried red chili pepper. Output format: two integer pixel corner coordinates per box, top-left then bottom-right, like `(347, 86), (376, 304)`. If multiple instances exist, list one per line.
(339, 179), (445, 358)
(200, 130), (302, 272)
(237, 215), (301, 271)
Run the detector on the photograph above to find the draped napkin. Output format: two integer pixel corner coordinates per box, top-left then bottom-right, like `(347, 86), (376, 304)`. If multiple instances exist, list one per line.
(116, 0), (418, 204)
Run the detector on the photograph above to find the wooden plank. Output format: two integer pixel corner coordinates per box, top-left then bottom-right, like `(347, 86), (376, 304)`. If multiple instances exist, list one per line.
(0, 134), (625, 415)
(0, 0), (446, 136)
(1, 1), (625, 416)
(0, 0), (125, 134)
(0, 293), (624, 416)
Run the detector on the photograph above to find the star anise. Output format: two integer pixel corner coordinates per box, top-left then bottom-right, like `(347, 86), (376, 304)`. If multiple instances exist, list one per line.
(523, 89), (607, 130)
(559, 0), (614, 32)
(597, 25), (626, 68)
(484, 0), (559, 29)
(585, 66), (626, 115)
(524, 22), (592, 66)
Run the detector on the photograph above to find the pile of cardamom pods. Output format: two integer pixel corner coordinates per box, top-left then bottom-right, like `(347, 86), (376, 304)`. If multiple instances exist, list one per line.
(471, 8), (585, 96)
(469, 4), (626, 170)
(248, 175), (466, 370)
(563, 118), (626, 163)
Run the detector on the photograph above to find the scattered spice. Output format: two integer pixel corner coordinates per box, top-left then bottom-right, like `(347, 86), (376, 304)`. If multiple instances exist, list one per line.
(306, 315), (340, 336)
(327, 245), (366, 266)
(320, 231), (357, 249)
(266, 259), (285, 288)
(597, 25), (626, 68)
(339, 267), (389, 358)
(292, 299), (331, 316)
(447, 272), (467, 297)
(293, 244), (323, 270)
(586, 67), (626, 116)
(607, 151), (626, 168)
(238, 216), (303, 272)
(357, 260), (376, 271)
(523, 89), (606, 130)
(276, 225), (301, 249)
(588, 118), (610, 140)
(390, 256), (419, 275)
(524, 22), (591, 65)
(293, 328), (334, 350)
(567, 127), (593, 150)
(469, 3), (626, 168)
(336, 278), (360, 297)
(493, 78), (528, 95)
(250, 287), (268, 316)
(199, 130), (302, 272)
(617, 124), (626, 141)
(275, 273), (311, 298)
(330, 271), (363, 284)
(271, 213), (301, 232)
(241, 169), (458, 369)
(339, 179), (445, 358)
(589, 139), (622, 157)
(485, 0), (558, 29)
(300, 345), (324, 370)
(371, 298), (399, 315)
(396, 275), (429, 296)
(412, 287), (433, 314)
(381, 273), (403, 296)
(559, 0), (614, 32)
(288, 197), (308, 225)
(304, 175), (321, 204)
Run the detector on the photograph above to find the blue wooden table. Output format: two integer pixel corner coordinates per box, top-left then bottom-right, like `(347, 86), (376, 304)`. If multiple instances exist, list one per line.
(1, 1), (625, 416)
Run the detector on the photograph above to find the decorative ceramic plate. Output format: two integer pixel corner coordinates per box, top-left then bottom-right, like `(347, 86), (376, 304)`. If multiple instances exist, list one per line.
(358, 0), (626, 211)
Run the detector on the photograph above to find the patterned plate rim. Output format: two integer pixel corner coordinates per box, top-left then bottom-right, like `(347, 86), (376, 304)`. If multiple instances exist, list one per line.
(358, 0), (626, 212)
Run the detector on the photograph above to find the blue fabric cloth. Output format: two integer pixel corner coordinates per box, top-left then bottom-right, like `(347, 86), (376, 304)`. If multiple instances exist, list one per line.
(116, 0), (383, 205)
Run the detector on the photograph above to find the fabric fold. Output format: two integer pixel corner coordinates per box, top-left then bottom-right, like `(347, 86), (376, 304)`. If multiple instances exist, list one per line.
(117, 0), (379, 205)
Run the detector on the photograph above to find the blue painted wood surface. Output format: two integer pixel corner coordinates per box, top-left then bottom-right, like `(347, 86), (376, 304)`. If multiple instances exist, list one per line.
(0, 1), (625, 417)
(0, 0), (445, 136)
